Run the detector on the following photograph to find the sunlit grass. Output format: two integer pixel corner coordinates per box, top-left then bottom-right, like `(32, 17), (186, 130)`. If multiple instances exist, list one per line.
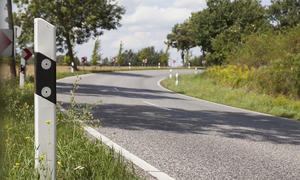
(0, 76), (141, 179)
(162, 73), (300, 121)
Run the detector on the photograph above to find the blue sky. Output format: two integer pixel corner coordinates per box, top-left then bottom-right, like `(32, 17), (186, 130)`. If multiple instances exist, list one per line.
(3, 0), (271, 65)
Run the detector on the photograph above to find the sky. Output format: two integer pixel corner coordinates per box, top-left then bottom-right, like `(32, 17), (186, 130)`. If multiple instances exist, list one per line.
(3, 0), (271, 66)
(75, 0), (271, 65)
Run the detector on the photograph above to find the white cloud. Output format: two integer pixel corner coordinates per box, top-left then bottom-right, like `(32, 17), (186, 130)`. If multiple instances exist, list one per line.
(75, 0), (207, 62)
(173, 0), (207, 11)
(123, 6), (191, 26)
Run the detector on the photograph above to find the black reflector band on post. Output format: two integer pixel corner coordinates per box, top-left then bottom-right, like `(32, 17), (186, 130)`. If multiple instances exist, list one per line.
(34, 52), (56, 104)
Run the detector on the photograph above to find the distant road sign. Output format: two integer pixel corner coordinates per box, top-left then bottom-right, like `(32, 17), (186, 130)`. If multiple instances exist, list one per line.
(0, 29), (13, 57)
(81, 57), (87, 63)
(23, 48), (33, 61)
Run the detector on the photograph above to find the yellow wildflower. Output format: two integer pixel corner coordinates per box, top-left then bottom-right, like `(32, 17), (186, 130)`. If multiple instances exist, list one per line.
(25, 136), (30, 140)
(57, 161), (61, 167)
(46, 121), (51, 124)
(14, 163), (20, 167)
(39, 155), (45, 160)
(4, 139), (8, 143)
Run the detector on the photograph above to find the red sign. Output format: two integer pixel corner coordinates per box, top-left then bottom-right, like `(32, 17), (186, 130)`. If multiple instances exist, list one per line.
(0, 30), (12, 56)
(113, 58), (117, 62)
(202, 60), (206, 65)
(23, 48), (32, 61)
(81, 57), (87, 63)
(143, 59), (147, 64)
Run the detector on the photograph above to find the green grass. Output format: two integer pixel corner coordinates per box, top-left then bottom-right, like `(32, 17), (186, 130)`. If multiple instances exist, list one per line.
(161, 73), (300, 121)
(0, 79), (141, 179)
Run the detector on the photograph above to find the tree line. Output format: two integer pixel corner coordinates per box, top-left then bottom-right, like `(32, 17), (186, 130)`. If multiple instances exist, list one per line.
(166, 0), (300, 66)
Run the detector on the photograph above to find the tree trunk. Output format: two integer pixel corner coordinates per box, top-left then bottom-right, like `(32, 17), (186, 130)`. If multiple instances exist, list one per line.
(65, 34), (77, 71)
(7, 0), (16, 78)
(181, 50), (185, 65)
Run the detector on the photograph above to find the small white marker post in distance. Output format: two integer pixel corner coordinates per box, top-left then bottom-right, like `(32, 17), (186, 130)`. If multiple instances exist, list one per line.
(34, 18), (56, 180)
(20, 57), (26, 87)
(188, 62), (191, 69)
(158, 62), (160, 69)
(194, 67), (198, 74)
(129, 62), (131, 69)
(71, 62), (74, 73)
(175, 73), (179, 86)
(169, 69), (172, 78)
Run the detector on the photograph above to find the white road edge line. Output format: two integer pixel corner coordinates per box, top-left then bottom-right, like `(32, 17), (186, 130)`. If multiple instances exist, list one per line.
(57, 105), (175, 180)
(157, 77), (293, 121)
(143, 100), (171, 111)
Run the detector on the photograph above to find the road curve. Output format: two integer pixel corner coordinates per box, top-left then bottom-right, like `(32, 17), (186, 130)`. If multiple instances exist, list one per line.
(57, 70), (300, 180)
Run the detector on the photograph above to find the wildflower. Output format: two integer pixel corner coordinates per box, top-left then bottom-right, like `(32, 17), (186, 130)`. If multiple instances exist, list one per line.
(25, 136), (30, 140)
(5, 125), (9, 129)
(4, 139), (8, 143)
(39, 155), (45, 160)
(57, 161), (61, 167)
(46, 121), (51, 124)
(14, 163), (20, 168)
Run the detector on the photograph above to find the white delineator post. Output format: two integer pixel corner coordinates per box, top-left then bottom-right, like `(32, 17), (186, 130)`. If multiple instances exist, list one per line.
(169, 69), (172, 78)
(158, 62), (160, 69)
(194, 67), (198, 74)
(71, 62), (74, 73)
(34, 18), (56, 180)
(175, 73), (178, 86)
(129, 62), (131, 69)
(188, 62), (191, 69)
(20, 57), (26, 87)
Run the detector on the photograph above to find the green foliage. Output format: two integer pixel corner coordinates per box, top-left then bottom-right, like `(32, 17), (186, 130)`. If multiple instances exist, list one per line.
(117, 41), (124, 65)
(166, 22), (194, 64)
(268, 0), (300, 28)
(120, 49), (139, 66)
(228, 25), (300, 67)
(252, 54), (300, 98)
(207, 52), (300, 99)
(91, 38), (101, 66)
(160, 45), (170, 66)
(14, 0), (125, 69)
(138, 46), (163, 66)
(168, 0), (270, 65)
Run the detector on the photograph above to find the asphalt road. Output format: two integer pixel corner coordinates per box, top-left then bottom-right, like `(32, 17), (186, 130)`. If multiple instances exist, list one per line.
(57, 69), (300, 180)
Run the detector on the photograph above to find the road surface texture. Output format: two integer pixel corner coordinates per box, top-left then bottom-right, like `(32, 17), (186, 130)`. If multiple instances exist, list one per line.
(57, 70), (300, 180)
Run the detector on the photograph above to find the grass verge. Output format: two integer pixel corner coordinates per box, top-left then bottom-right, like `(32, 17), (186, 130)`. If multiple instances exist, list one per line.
(0, 77), (141, 179)
(161, 73), (300, 121)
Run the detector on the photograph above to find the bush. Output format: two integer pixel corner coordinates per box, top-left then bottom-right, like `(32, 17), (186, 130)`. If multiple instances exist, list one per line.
(207, 53), (300, 99)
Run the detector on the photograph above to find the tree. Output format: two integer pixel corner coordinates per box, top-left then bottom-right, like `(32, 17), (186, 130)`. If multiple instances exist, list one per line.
(14, 0), (125, 71)
(187, 0), (269, 64)
(138, 46), (162, 66)
(160, 45), (170, 66)
(184, 49), (192, 65)
(120, 49), (139, 66)
(91, 38), (101, 65)
(166, 22), (194, 64)
(117, 41), (123, 65)
(268, 0), (300, 28)
(7, 0), (16, 77)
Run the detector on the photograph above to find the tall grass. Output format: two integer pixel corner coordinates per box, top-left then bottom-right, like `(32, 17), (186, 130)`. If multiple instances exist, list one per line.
(0, 78), (141, 179)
